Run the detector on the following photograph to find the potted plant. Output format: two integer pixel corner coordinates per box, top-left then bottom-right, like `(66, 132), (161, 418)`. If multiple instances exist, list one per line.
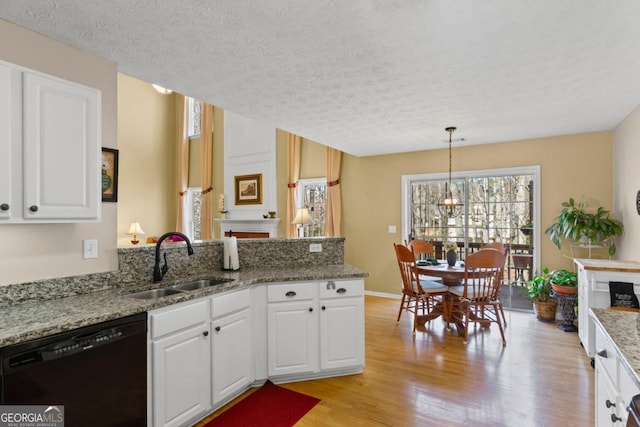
(526, 268), (557, 321)
(549, 269), (578, 296)
(545, 197), (623, 257)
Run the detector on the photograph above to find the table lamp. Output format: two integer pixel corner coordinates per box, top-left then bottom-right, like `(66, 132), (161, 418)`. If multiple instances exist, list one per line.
(127, 221), (145, 245)
(292, 208), (311, 237)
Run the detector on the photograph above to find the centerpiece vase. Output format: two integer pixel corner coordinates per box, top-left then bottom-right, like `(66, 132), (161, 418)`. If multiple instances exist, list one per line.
(446, 249), (457, 267)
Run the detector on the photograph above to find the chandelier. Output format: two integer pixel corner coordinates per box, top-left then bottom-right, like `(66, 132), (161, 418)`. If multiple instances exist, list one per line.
(437, 126), (464, 218)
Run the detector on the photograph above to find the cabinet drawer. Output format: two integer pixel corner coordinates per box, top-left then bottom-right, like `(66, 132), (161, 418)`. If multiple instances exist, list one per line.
(211, 288), (250, 318)
(620, 364), (640, 405)
(150, 299), (208, 339)
(318, 279), (364, 299)
(267, 282), (316, 303)
(595, 325), (618, 383)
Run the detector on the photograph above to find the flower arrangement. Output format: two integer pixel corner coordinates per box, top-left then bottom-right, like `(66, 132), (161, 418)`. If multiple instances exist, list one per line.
(443, 241), (458, 253)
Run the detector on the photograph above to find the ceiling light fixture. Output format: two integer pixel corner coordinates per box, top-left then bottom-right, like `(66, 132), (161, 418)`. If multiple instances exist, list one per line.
(152, 84), (173, 95)
(437, 126), (464, 218)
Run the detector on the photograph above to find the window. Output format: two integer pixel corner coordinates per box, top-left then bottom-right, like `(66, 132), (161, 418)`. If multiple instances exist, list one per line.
(187, 97), (201, 137)
(297, 178), (327, 237)
(403, 166), (540, 271)
(183, 188), (202, 241)
(182, 96), (202, 240)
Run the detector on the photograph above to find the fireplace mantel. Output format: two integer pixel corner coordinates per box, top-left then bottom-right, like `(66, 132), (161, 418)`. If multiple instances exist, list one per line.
(215, 218), (280, 238)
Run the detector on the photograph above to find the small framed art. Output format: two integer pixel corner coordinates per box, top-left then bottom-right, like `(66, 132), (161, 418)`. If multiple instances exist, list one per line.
(101, 148), (119, 202)
(234, 173), (262, 205)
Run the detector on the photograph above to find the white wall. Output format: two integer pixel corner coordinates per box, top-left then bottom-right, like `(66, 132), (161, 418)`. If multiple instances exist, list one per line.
(223, 110), (277, 219)
(0, 19), (118, 285)
(613, 104), (640, 261)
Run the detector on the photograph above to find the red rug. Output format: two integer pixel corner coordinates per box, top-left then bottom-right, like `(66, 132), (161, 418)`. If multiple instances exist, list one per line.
(204, 380), (320, 427)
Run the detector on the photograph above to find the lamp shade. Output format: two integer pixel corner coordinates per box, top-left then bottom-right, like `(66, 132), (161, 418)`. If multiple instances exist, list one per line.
(127, 222), (145, 236)
(292, 208), (311, 225)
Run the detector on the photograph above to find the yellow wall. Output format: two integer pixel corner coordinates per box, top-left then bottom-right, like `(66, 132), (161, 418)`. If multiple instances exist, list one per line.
(116, 74), (177, 246)
(340, 132), (614, 294)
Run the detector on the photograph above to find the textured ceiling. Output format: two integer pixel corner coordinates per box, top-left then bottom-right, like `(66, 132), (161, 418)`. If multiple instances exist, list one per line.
(1, 0), (640, 156)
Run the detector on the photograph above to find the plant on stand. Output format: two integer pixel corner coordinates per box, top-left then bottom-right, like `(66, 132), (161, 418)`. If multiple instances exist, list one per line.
(526, 268), (558, 322)
(549, 269), (578, 296)
(545, 197), (623, 257)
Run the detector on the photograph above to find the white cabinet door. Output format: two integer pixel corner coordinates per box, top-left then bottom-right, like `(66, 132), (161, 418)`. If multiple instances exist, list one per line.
(595, 361), (620, 427)
(0, 63), (14, 220)
(319, 296), (365, 371)
(22, 70), (100, 221)
(212, 307), (253, 404)
(267, 300), (318, 376)
(152, 325), (211, 427)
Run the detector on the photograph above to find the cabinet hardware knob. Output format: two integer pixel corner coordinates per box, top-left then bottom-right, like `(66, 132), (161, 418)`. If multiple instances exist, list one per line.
(596, 349), (608, 358)
(215, 326), (221, 332)
(203, 331), (209, 337)
(322, 306), (326, 310)
(611, 414), (622, 422)
(308, 307), (313, 312)
(337, 288), (347, 294)
(0, 203), (8, 211)
(285, 291), (296, 297)
(606, 399), (616, 408)
(29, 205), (38, 212)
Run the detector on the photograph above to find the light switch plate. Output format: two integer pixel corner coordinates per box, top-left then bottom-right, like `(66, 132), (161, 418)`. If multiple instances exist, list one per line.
(83, 239), (98, 259)
(388, 225), (397, 233)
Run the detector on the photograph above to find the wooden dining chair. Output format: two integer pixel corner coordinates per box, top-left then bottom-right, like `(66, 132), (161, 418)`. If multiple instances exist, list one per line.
(479, 242), (508, 327)
(406, 239), (436, 260)
(406, 239), (443, 283)
(448, 248), (507, 345)
(394, 243), (449, 335)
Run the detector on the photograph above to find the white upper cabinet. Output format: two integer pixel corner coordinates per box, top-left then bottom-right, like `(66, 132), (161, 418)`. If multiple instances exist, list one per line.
(0, 60), (101, 223)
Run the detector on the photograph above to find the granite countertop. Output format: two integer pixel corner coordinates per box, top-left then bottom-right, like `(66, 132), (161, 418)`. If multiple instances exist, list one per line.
(590, 307), (640, 387)
(0, 265), (367, 348)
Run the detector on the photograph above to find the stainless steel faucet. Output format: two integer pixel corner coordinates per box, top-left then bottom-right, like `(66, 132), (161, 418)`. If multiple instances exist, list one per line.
(153, 232), (194, 283)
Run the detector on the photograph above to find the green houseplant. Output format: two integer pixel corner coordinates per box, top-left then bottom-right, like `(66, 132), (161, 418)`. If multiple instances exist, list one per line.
(545, 197), (623, 256)
(526, 268), (557, 321)
(549, 269), (578, 296)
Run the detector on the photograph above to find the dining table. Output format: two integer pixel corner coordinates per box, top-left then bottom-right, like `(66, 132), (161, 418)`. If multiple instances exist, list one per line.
(414, 261), (467, 331)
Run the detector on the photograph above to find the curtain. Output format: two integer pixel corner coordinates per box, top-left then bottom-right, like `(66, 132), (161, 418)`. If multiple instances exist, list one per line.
(286, 133), (301, 237)
(175, 95), (189, 234)
(325, 147), (342, 237)
(200, 102), (214, 240)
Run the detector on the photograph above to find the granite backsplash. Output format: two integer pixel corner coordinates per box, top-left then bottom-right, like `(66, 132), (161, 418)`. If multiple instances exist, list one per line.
(0, 237), (345, 307)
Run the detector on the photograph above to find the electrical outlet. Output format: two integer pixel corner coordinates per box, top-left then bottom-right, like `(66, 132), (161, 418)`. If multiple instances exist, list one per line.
(388, 225), (397, 233)
(83, 239), (98, 259)
(309, 243), (323, 253)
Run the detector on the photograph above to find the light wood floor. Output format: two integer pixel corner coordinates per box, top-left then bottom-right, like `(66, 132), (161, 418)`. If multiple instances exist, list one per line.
(196, 295), (594, 426)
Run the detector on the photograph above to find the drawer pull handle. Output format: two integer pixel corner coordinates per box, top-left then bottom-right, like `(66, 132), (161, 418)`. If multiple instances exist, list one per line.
(337, 288), (347, 294)
(606, 399), (616, 408)
(285, 291), (296, 297)
(611, 414), (622, 422)
(596, 349), (608, 358)
(0, 203), (8, 211)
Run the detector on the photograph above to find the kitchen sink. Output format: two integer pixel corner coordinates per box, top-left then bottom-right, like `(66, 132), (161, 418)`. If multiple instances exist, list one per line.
(124, 288), (186, 300)
(170, 278), (232, 291)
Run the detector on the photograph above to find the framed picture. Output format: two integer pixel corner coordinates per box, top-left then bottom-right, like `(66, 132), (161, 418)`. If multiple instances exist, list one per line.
(234, 173), (262, 205)
(101, 148), (119, 202)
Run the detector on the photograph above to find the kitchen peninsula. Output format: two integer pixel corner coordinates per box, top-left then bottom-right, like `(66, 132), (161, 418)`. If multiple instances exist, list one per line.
(0, 237), (367, 427)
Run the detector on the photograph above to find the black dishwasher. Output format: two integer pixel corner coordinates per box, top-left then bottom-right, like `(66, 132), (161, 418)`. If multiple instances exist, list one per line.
(0, 312), (147, 427)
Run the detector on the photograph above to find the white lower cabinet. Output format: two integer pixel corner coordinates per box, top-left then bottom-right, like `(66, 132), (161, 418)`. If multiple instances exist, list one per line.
(211, 288), (253, 404)
(267, 279), (365, 379)
(149, 299), (211, 427)
(594, 321), (640, 426)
